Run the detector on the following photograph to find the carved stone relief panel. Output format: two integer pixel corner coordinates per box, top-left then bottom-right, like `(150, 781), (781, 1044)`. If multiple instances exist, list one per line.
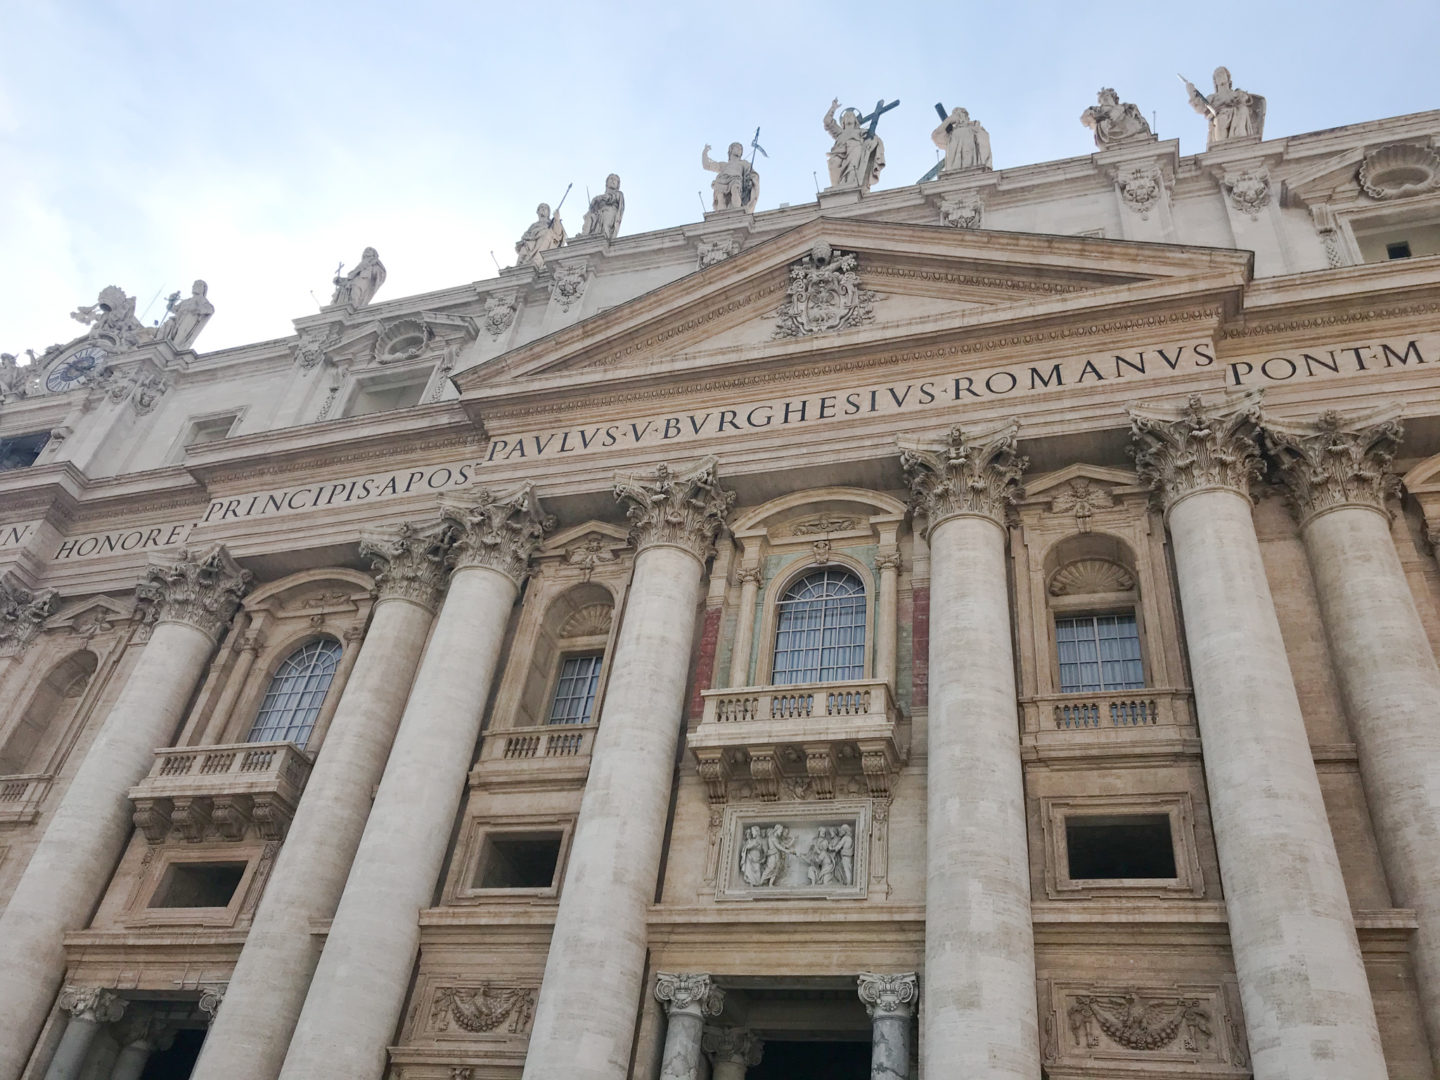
(429, 984), (537, 1036)
(715, 801), (871, 900)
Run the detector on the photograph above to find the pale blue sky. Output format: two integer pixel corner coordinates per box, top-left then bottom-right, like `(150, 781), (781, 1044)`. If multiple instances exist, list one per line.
(2, 0), (1436, 356)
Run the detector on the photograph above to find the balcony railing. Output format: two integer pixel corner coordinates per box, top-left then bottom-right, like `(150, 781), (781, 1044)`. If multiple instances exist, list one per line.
(0, 773), (51, 823)
(692, 678), (905, 801)
(1021, 687), (1194, 735)
(480, 723), (599, 763)
(129, 741), (313, 843)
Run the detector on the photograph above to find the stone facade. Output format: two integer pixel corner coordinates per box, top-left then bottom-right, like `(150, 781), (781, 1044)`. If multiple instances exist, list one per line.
(2, 102), (1440, 1080)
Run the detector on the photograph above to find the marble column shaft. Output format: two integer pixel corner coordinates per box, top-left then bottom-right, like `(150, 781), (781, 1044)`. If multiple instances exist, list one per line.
(655, 974), (724, 1080)
(1269, 408), (1440, 1072)
(192, 521), (451, 1080)
(0, 549), (249, 1080)
(523, 460), (733, 1080)
(727, 564), (760, 686)
(858, 972), (917, 1080)
(43, 989), (126, 1080)
(1132, 396), (1386, 1078)
(278, 488), (546, 1080)
(900, 424), (1038, 1079)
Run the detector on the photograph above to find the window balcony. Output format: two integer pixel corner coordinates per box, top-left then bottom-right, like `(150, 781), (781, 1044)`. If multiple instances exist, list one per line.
(1021, 687), (1195, 744)
(128, 741), (312, 843)
(690, 678), (906, 802)
(471, 722), (600, 790)
(0, 773), (52, 824)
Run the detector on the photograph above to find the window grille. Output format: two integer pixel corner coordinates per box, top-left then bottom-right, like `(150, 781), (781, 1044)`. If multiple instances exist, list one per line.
(246, 639), (343, 747)
(771, 569), (866, 685)
(547, 654), (603, 724)
(1056, 613), (1144, 693)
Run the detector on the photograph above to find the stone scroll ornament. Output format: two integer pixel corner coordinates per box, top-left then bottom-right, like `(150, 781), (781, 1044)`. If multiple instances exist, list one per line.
(440, 483), (553, 584)
(59, 986), (127, 1024)
(135, 545), (253, 641)
(654, 973), (725, 1018)
(1128, 393), (1264, 510)
(898, 419), (1027, 535)
(856, 971), (918, 1017)
(613, 457), (735, 561)
(773, 241), (877, 338)
(359, 519), (458, 612)
(1263, 406), (1403, 523)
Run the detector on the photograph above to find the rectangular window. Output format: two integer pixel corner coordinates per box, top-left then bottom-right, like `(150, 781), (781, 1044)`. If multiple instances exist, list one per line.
(547, 654), (602, 724)
(1387, 241), (1413, 260)
(0, 432), (49, 472)
(1055, 613), (1144, 693)
(473, 832), (563, 889)
(345, 373), (429, 417)
(148, 861), (247, 908)
(1065, 814), (1177, 880)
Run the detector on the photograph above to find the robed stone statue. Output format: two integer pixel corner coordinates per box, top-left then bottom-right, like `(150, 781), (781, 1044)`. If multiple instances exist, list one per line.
(824, 99), (885, 192)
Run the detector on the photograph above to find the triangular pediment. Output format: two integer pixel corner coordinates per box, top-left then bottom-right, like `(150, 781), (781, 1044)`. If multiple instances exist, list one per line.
(453, 217), (1250, 401)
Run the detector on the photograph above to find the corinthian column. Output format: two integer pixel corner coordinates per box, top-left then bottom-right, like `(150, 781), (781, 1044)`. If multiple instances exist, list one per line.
(1269, 406), (1440, 1072)
(43, 988), (126, 1080)
(277, 488), (547, 1080)
(654, 973), (724, 1080)
(898, 421), (1037, 1079)
(523, 459), (734, 1080)
(1130, 395), (1386, 1078)
(192, 520), (454, 1080)
(857, 972), (917, 1080)
(0, 547), (250, 1080)
(704, 1026), (763, 1080)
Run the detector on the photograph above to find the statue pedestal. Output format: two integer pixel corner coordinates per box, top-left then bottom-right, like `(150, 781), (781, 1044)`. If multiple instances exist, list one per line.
(702, 209), (753, 224)
(818, 186), (864, 209)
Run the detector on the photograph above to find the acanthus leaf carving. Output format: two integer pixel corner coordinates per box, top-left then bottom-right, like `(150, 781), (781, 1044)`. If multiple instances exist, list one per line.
(899, 420), (1026, 535)
(441, 483), (553, 584)
(772, 242), (877, 338)
(614, 457), (734, 561)
(702, 1027), (764, 1067)
(1129, 393), (1263, 511)
(59, 986), (127, 1024)
(0, 575), (59, 655)
(134, 545), (252, 642)
(360, 518), (457, 612)
(1265, 406), (1403, 523)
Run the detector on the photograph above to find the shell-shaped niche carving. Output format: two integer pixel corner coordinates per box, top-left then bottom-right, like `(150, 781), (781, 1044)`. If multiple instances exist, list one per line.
(1048, 558), (1135, 597)
(1359, 143), (1440, 200)
(560, 603), (612, 639)
(374, 319), (433, 363)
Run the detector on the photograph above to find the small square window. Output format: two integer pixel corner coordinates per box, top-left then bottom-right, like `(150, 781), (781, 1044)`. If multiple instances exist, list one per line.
(345, 374), (429, 417)
(1387, 241), (1413, 260)
(1065, 814), (1176, 880)
(148, 861), (247, 908)
(473, 832), (562, 890)
(1042, 793), (1203, 899)
(547, 654), (602, 725)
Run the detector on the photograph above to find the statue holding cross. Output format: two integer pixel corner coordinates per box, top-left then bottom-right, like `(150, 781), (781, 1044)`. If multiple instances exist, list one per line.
(823, 97), (897, 193)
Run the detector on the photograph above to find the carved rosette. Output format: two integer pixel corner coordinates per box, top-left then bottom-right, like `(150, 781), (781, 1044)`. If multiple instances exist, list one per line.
(59, 986), (127, 1024)
(703, 1027), (764, 1067)
(135, 545), (253, 642)
(899, 420), (1026, 536)
(0, 575), (59, 655)
(441, 483), (552, 584)
(654, 972), (725, 1019)
(1129, 394), (1263, 512)
(1265, 407), (1403, 524)
(856, 971), (918, 1019)
(613, 457), (735, 562)
(360, 519), (457, 611)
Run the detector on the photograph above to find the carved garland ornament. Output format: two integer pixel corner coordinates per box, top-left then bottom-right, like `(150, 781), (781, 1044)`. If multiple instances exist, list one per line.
(856, 971), (919, 1018)
(1129, 394), (1263, 511)
(359, 519), (457, 612)
(430, 985), (536, 1034)
(654, 972), (725, 1018)
(614, 457), (734, 561)
(550, 264), (588, 311)
(441, 484), (553, 584)
(899, 420), (1027, 535)
(1067, 991), (1212, 1054)
(1264, 407), (1403, 523)
(0, 576), (60, 655)
(772, 242), (878, 338)
(135, 546), (253, 642)
(939, 193), (984, 229)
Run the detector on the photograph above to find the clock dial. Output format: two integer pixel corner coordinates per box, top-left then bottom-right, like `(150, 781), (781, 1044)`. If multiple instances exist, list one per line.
(44, 346), (107, 393)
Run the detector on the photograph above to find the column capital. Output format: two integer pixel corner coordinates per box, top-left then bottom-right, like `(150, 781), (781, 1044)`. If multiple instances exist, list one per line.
(136, 545), (253, 642)
(1129, 393), (1263, 512)
(898, 420), (1025, 536)
(115, 1011), (175, 1051)
(1265, 406), (1403, 525)
(857, 971), (918, 1020)
(440, 483), (553, 584)
(58, 985), (127, 1024)
(614, 457), (735, 562)
(360, 519), (455, 611)
(702, 1026), (764, 1067)
(198, 982), (227, 1023)
(0, 574), (59, 656)
(654, 972), (725, 1019)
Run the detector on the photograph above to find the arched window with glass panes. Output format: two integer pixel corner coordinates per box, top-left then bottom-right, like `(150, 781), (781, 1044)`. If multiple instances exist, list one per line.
(246, 638), (343, 748)
(770, 568), (867, 685)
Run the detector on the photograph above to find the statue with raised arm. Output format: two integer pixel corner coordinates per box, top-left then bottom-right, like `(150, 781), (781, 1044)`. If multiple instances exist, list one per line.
(515, 203), (566, 269)
(70, 285), (147, 348)
(581, 173), (625, 240)
(156, 279), (215, 350)
(331, 247), (386, 308)
(702, 141), (760, 212)
(1184, 67), (1265, 147)
(824, 98), (885, 192)
(1080, 87), (1154, 149)
(931, 106), (992, 173)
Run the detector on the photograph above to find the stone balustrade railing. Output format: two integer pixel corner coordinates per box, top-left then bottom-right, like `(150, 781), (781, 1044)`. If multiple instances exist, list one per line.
(479, 722), (599, 764)
(1020, 687), (1194, 736)
(0, 773), (52, 824)
(129, 741), (313, 843)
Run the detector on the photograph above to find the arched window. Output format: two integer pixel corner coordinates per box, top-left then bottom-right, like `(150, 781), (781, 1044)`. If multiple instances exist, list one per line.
(771, 569), (866, 685)
(0, 651), (97, 775)
(246, 639), (343, 748)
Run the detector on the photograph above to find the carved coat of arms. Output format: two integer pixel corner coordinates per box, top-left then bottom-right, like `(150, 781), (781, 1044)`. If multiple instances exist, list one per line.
(773, 242), (877, 338)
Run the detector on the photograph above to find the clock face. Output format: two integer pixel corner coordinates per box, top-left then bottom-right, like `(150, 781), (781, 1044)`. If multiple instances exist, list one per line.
(45, 346), (107, 393)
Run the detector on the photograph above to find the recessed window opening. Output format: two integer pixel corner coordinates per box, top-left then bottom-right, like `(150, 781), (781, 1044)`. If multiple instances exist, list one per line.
(772, 568), (866, 685)
(345, 374), (428, 417)
(1387, 240), (1413, 259)
(246, 639), (343, 747)
(547, 653), (602, 724)
(149, 861), (247, 908)
(474, 832), (562, 889)
(1066, 814), (1177, 880)
(0, 432), (49, 472)
(1056, 612), (1144, 693)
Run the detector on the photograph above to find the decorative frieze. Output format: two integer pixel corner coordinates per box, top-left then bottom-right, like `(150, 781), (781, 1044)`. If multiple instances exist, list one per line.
(0, 575), (59, 655)
(772, 242), (878, 338)
(135, 545), (253, 641)
(613, 457), (734, 561)
(429, 984), (536, 1035)
(899, 420), (1026, 534)
(1129, 394), (1263, 511)
(1264, 406), (1402, 524)
(441, 483), (552, 584)
(654, 973), (724, 1018)
(360, 519), (457, 612)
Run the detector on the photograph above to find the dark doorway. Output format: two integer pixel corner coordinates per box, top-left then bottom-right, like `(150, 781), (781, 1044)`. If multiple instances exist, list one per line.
(749, 1038), (871, 1080)
(140, 1027), (204, 1079)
